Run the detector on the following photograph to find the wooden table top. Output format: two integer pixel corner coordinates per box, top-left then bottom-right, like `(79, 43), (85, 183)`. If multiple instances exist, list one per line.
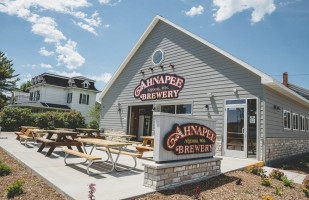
(103, 133), (136, 138)
(76, 138), (132, 147)
(140, 136), (154, 140)
(47, 130), (78, 134)
(21, 126), (39, 129)
(76, 128), (100, 132)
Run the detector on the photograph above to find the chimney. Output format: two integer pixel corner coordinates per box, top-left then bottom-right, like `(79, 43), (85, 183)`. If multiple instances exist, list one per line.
(283, 72), (288, 87)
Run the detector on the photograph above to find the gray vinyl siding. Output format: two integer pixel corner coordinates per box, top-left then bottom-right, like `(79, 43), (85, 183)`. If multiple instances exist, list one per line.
(100, 20), (264, 136)
(264, 86), (309, 138)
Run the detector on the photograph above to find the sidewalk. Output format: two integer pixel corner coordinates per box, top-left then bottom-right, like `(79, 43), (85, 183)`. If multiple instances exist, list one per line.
(1, 132), (259, 200)
(263, 166), (307, 184)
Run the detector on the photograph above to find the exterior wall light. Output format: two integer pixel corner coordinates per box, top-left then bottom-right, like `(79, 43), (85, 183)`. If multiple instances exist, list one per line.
(206, 93), (214, 98)
(148, 67), (154, 71)
(274, 105), (280, 111)
(205, 104), (209, 109)
(139, 70), (145, 75)
(168, 64), (174, 69)
(158, 65), (164, 69)
(233, 88), (238, 94)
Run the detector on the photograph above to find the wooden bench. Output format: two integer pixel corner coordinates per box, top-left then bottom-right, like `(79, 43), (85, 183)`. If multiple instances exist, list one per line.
(62, 149), (102, 175)
(133, 146), (154, 158)
(36, 138), (55, 145)
(97, 147), (138, 170)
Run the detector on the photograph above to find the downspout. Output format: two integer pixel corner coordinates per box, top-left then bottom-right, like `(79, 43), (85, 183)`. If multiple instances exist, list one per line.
(262, 100), (267, 165)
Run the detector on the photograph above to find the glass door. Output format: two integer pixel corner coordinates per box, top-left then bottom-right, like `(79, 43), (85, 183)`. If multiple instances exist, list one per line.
(224, 105), (247, 158)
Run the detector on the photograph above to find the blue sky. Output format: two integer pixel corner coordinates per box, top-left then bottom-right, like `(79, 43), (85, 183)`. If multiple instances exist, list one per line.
(0, 0), (309, 95)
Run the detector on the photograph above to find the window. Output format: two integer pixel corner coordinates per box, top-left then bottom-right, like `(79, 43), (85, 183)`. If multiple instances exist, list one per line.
(79, 93), (89, 105)
(67, 93), (72, 103)
(161, 104), (192, 115)
(283, 110), (291, 130)
(300, 115), (305, 131)
(82, 80), (90, 88)
(292, 113), (299, 130)
(29, 92), (33, 101)
(152, 49), (164, 66)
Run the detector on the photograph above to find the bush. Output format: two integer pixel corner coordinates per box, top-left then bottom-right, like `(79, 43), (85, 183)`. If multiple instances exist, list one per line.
(0, 107), (86, 131)
(281, 176), (293, 187)
(88, 120), (99, 129)
(246, 165), (264, 176)
(260, 177), (272, 187)
(0, 107), (35, 131)
(304, 187), (309, 197)
(0, 161), (12, 176)
(275, 185), (284, 196)
(269, 169), (284, 180)
(6, 180), (25, 198)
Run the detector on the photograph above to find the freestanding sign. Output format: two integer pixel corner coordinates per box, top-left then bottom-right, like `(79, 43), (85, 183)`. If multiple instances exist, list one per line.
(153, 112), (216, 163)
(164, 123), (216, 155)
(134, 74), (185, 101)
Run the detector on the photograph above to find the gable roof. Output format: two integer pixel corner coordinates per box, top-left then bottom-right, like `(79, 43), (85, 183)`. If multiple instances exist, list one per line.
(98, 15), (309, 107)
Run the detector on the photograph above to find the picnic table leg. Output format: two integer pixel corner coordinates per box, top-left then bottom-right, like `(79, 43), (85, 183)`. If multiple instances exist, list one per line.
(37, 132), (52, 152)
(45, 134), (60, 157)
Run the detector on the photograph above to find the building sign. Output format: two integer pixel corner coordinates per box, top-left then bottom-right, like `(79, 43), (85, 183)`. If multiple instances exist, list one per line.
(134, 74), (185, 101)
(164, 123), (216, 155)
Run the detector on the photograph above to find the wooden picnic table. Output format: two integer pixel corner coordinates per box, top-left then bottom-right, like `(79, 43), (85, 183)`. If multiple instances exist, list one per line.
(134, 136), (154, 157)
(15, 126), (40, 139)
(103, 133), (136, 140)
(19, 129), (47, 147)
(37, 130), (83, 157)
(76, 128), (103, 138)
(75, 138), (134, 174)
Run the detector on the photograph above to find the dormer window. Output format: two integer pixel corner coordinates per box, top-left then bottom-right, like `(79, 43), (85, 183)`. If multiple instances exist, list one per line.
(68, 78), (75, 87)
(82, 80), (90, 88)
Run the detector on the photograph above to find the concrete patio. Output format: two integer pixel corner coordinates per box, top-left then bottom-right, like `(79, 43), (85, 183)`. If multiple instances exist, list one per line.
(0, 132), (255, 200)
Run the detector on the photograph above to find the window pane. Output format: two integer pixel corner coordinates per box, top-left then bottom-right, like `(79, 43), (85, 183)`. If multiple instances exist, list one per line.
(161, 105), (175, 114)
(176, 104), (191, 114)
(288, 113), (291, 129)
(284, 112), (287, 128)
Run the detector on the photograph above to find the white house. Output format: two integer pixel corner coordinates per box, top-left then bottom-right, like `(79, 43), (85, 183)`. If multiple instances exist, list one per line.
(13, 73), (99, 122)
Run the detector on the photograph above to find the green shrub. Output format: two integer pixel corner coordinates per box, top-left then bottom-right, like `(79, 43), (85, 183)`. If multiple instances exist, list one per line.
(88, 120), (99, 129)
(6, 180), (25, 198)
(246, 165), (264, 176)
(269, 169), (285, 180)
(0, 162), (12, 176)
(275, 185), (284, 196)
(0, 107), (35, 131)
(303, 175), (309, 188)
(281, 176), (293, 187)
(260, 177), (272, 187)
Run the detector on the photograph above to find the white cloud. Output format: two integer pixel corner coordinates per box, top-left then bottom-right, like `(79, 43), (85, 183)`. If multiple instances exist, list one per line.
(89, 73), (112, 83)
(185, 5), (204, 17)
(56, 39), (85, 70)
(39, 47), (54, 56)
(213, 0), (276, 24)
(74, 21), (98, 35)
(48, 70), (83, 77)
(103, 24), (110, 28)
(98, 0), (122, 6)
(40, 63), (53, 69)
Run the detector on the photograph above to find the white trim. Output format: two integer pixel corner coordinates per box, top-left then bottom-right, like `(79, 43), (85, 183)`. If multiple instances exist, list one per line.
(306, 117), (309, 132)
(292, 113), (299, 131)
(98, 15), (309, 108)
(300, 115), (306, 131)
(283, 110), (291, 130)
(152, 49), (164, 66)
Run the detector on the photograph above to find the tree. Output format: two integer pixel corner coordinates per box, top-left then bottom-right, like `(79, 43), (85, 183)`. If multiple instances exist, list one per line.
(0, 51), (19, 109)
(19, 80), (31, 92)
(87, 103), (101, 129)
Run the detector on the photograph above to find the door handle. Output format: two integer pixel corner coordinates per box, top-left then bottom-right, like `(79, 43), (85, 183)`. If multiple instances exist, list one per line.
(242, 128), (245, 134)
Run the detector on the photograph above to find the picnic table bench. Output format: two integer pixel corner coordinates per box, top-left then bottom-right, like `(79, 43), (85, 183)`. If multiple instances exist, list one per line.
(37, 130), (83, 157)
(19, 129), (47, 147)
(133, 136), (154, 158)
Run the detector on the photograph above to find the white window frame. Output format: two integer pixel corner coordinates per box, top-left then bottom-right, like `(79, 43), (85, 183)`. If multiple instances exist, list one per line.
(283, 110), (291, 130)
(300, 115), (305, 131)
(292, 113), (299, 131)
(160, 103), (192, 115)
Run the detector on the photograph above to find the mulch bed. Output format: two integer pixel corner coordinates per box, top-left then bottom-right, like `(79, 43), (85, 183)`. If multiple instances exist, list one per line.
(272, 153), (309, 175)
(133, 171), (307, 200)
(0, 147), (67, 200)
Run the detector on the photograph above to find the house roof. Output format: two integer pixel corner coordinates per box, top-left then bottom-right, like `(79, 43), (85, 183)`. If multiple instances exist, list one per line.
(288, 83), (309, 100)
(28, 73), (99, 92)
(98, 15), (309, 107)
